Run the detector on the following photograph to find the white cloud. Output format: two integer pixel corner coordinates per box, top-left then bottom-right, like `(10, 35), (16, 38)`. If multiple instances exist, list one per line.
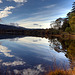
(6, 0), (27, 7)
(13, 0), (27, 3)
(4, 6), (15, 11)
(0, 6), (15, 18)
(0, 0), (2, 3)
(43, 4), (56, 9)
(7, 0), (27, 3)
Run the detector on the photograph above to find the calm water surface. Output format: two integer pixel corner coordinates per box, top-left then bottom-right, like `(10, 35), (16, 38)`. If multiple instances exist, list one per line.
(0, 36), (73, 75)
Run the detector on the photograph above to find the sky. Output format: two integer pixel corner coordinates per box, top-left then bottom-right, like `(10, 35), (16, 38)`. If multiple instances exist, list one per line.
(0, 0), (75, 29)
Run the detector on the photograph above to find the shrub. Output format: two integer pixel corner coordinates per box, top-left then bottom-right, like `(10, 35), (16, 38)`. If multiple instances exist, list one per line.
(65, 27), (71, 33)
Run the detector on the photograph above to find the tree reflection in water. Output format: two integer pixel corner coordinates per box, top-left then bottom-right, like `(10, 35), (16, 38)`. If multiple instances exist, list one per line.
(48, 37), (75, 69)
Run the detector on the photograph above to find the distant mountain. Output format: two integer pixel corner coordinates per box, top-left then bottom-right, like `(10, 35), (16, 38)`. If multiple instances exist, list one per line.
(0, 24), (27, 30)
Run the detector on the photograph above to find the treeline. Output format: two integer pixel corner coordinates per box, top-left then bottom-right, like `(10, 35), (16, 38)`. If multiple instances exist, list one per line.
(0, 28), (60, 37)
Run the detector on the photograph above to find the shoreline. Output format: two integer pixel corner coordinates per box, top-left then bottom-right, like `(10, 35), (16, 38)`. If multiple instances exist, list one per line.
(51, 34), (75, 40)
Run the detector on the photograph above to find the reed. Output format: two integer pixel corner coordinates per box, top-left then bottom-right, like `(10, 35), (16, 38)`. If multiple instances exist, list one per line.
(46, 67), (75, 75)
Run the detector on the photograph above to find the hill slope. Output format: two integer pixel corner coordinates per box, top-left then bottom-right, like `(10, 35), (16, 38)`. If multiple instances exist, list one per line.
(0, 24), (26, 30)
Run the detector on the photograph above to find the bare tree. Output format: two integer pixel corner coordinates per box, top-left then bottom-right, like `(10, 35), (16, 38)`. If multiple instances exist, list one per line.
(50, 18), (63, 29)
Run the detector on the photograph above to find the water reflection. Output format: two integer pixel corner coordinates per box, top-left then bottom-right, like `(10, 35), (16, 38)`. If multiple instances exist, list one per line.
(0, 36), (74, 75)
(13, 64), (45, 75)
(0, 45), (14, 57)
(2, 61), (26, 66)
(50, 38), (75, 68)
(61, 40), (75, 68)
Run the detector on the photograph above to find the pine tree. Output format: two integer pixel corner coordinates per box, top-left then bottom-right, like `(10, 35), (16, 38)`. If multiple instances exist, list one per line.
(72, 2), (75, 12)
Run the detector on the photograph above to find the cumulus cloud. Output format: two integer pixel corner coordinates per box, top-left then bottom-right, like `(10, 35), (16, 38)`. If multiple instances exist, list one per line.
(7, 0), (27, 7)
(0, 45), (14, 57)
(13, 0), (27, 3)
(4, 6), (15, 11)
(7, 0), (27, 3)
(0, 6), (15, 18)
(0, 0), (2, 3)
(2, 61), (26, 66)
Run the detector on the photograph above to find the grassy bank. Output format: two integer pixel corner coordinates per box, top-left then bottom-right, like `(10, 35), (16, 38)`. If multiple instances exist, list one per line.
(51, 33), (75, 40)
(46, 68), (75, 75)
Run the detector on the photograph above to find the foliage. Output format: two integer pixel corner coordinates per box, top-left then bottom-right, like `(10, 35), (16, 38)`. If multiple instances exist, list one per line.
(65, 27), (71, 33)
(62, 18), (70, 31)
(55, 18), (63, 28)
(66, 41), (75, 67)
(69, 13), (75, 32)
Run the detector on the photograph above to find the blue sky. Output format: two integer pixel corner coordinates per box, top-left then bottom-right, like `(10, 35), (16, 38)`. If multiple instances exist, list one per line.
(0, 0), (74, 29)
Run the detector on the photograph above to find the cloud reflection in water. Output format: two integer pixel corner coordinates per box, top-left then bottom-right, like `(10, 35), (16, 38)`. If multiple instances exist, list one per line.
(14, 64), (45, 75)
(0, 45), (14, 57)
(2, 61), (26, 66)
